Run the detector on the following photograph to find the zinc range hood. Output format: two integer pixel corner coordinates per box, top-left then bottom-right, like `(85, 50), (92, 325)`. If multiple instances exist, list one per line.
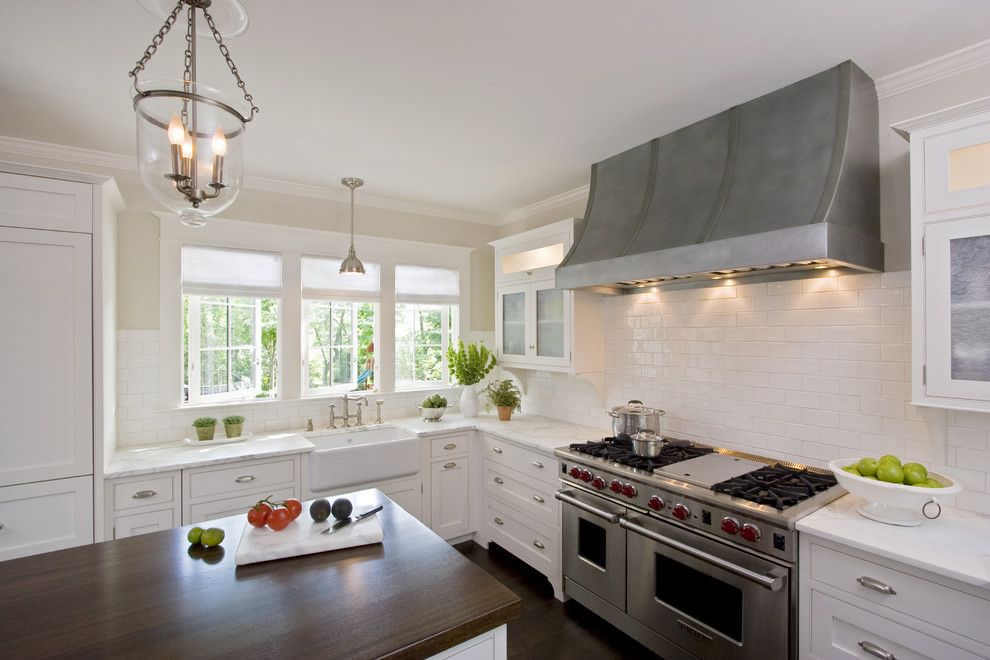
(556, 61), (883, 292)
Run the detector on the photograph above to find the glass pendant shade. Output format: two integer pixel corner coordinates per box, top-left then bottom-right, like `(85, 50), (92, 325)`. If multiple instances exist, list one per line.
(134, 79), (247, 227)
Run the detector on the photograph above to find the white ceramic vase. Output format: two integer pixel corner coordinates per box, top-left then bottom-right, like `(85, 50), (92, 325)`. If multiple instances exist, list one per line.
(460, 383), (480, 418)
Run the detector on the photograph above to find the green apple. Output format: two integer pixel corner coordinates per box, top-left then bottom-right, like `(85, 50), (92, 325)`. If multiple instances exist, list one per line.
(857, 457), (879, 477)
(187, 526), (204, 545)
(923, 478), (943, 489)
(842, 465), (862, 476)
(878, 455), (902, 468)
(902, 462), (927, 479)
(876, 462), (904, 484)
(902, 464), (928, 485)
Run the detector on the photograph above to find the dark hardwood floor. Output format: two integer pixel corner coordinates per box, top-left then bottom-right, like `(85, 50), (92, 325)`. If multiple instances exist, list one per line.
(455, 541), (659, 659)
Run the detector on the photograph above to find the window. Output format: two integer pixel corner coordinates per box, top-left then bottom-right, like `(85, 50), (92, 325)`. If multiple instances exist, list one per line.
(394, 264), (460, 390)
(302, 256), (380, 395)
(182, 246), (281, 403)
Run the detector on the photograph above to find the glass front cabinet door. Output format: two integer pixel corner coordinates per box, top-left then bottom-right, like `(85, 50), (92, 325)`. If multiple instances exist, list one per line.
(532, 282), (571, 368)
(498, 284), (528, 365)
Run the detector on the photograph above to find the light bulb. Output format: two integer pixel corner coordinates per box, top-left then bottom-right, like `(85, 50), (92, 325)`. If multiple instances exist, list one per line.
(211, 128), (227, 156)
(167, 114), (186, 146)
(181, 137), (194, 159)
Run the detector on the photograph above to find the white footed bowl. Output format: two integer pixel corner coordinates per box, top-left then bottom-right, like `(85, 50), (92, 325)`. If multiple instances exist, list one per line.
(829, 458), (961, 526)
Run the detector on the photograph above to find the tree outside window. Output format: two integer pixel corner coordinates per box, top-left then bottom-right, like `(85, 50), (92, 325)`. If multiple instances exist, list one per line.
(395, 303), (456, 389)
(304, 300), (377, 393)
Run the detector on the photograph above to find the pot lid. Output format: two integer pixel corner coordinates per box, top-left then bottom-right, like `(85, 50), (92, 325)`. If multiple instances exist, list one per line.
(609, 400), (665, 416)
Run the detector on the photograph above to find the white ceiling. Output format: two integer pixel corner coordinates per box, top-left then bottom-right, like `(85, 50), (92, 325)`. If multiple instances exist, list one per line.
(1, 1), (989, 218)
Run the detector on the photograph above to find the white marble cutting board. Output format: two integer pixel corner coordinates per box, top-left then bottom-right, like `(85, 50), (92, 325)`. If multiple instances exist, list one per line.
(235, 513), (383, 566)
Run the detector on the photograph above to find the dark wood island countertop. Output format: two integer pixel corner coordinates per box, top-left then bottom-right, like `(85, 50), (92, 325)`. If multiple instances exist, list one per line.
(0, 489), (520, 658)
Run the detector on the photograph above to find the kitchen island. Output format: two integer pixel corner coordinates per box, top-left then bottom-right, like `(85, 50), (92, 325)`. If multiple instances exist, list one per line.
(0, 489), (520, 659)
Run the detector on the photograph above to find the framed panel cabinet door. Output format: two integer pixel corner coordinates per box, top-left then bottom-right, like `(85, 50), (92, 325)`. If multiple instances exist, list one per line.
(0, 227), (93, 486)
(923, 215), (990, 405)
(496, 283), (529, 365)
(530, 282), (572, 369)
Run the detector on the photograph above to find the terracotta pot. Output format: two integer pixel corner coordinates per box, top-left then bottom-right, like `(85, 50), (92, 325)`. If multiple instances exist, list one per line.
(195, 425), (216, 441)
(497, 406), (513, 421)
(224, 422), (243, 438)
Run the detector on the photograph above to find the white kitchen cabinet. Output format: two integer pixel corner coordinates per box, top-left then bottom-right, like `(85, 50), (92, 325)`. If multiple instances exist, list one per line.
(0, 476), (93, 561)
(799, 535), (990, 659)
(894, 100), (990, 412)
(112, 509), (177, 539)
(490, 219), (603, 375)
(182, 455), (302, 524)
(379, 478), (424, 522)
(104, 472), (181, 539)
(431, 458), (470, 539)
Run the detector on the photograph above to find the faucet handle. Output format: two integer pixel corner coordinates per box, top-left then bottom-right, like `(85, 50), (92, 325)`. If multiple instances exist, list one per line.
(328, 403), (337, 430)
(375, 399), (384, 424)
(355, 399), (364, 426)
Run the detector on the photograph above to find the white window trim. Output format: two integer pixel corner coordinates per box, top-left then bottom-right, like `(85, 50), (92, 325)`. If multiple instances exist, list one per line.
(158, 214), (471, 410)
(187, 295), (266, 404)
(302, 298), (381, 397)
(394, 302), (458, 391)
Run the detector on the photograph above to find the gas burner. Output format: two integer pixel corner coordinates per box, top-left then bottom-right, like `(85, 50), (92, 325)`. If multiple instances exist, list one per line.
(569, 436), (714, 470)
(712, 465), (838, 510)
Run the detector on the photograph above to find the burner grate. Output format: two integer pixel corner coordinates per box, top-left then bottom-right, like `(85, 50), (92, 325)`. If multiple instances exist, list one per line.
(712, 465), (838, 510)
(569, 437), (713, 470)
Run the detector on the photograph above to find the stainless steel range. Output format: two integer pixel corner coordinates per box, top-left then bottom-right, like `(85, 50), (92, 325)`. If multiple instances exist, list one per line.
(554, 436), (844, 660)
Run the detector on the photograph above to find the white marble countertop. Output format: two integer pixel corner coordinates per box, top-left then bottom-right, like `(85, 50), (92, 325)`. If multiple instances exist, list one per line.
(105, 413), (605, 479)
(797, 494), (990, 590)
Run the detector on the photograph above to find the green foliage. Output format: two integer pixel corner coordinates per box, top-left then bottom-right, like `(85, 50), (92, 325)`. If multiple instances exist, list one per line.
(192, 417), (217, 428)
(483, 379), (522, 411)
(447, 340), (496, 386)
(223, 415), (245, 425)
(395, 304), (449, 384)
(306, 301), (375, 391)
(421, 394), (448, 408)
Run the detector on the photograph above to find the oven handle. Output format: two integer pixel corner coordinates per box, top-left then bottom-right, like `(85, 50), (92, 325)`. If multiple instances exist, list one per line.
(620, 518), (787, 592)
(555, 490), (621, 524)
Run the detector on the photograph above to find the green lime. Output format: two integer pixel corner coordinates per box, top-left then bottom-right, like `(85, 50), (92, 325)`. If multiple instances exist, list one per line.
(902, 462), (927, 480)
(878, 455), (902, 468)
(842, 466), (862, 476)
(856, 457), (879, 477)
(200, 527), (225, 547)
(902, 466), (928, 486)
(876, 463), (904, 484)
(923, 478), (943, 489)
(187, 526), (204, 545)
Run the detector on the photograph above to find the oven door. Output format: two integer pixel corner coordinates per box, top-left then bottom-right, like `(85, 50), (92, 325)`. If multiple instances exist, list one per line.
(624, 514), (791, 660)
(557, 488), (627, 610)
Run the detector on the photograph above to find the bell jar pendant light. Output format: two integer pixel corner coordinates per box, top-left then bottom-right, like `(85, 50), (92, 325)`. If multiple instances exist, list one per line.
(339, 177), (366, 274)
(128, 0), (260, 227)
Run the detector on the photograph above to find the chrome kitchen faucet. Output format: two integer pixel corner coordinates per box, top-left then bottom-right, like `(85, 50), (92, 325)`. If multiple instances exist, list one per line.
(329, 394), (371, 428)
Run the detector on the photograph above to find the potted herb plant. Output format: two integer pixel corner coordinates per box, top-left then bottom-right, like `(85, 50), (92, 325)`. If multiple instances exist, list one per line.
(419, 394), (448, 422)
(192, 417), (217, 441)
(223, 415), (245, 438)
(447, 339), (496, 418)
(483, 379), (522, 421)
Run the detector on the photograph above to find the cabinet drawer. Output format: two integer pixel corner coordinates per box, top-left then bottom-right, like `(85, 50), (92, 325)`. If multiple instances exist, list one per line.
(430, 433), (470, 458)
(484, 461), (557, 527)
(809, 590), (982, 660)
(186, 457), (298, 501)
(485, 498), (555, 578)
(114, 509), (176, 539)
(0, 476), (93, 561)
(483, 434), (556, 485)
(188, 486), (296, 524)
(810, 542), (990, 645)
(110, 474), (177, 512)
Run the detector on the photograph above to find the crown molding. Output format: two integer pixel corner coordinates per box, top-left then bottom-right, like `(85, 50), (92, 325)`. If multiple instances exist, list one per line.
(0, 135), (499, 226)
(495, 184), (589, 226)
(875, 37), (990, 99)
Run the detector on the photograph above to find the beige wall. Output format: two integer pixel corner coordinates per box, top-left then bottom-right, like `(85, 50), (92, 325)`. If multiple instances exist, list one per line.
(494, 63), (990, 274)
(114, 180), (499, 331)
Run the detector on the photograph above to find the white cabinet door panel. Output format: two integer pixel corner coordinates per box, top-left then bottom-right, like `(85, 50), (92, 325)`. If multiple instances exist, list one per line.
(0, 227), (92, 486)
(430, 459), (469, 539)
(113, 509), (176, 539)
(0, 476), (93, 561)
(381, 478), (424, 523)
(0, 172), (93, 233)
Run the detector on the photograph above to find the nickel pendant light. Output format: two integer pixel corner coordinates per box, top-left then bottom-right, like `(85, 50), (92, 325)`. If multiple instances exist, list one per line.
(339, 177), (366, 274)
(128, 0), (260, 227)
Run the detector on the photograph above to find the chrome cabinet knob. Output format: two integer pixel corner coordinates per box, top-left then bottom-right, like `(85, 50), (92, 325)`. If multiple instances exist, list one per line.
(132, 490), (157, 499)
(533, 495), (545, 504)
(444, 443), (457, 450)
(856, 576), (896, 595)
(492, 447), (503, 454)
(443, 462), (457, 469)
(234, 475), (255, 483)
(532, 540), (545, 550)
(493, 477), (504, 485)
(531, 461), (544, 469)
(493, 517), (504, 525)
(858, 640), (896, 660)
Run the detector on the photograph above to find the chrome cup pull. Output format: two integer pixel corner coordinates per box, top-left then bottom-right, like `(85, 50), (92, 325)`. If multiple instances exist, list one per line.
(492, 447), (503, 454)
(858, 641), (896, 660)
(531, 461), (544, 469)
(857, 576), (896, 595)
(532, 540), (545, 550)
(132, 490), (157, 499)
(443, 462), (457, 469)
(444, 443), (457, 450)
(234, 475), (256, 483)
(533, 495), (545, 504)
(493, 477), (504, 485)
(493, 517), (504, 525)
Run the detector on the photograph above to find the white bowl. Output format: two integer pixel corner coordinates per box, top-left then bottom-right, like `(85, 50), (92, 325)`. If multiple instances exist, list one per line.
(829, 458), (961, 526)
(420, 406), (446, 422)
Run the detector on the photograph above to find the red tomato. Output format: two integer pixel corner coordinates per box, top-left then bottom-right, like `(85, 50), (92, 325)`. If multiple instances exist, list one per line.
(283, 498), (303, 520)
(247, 501), (272, 528)
(267, 507), (292, 531)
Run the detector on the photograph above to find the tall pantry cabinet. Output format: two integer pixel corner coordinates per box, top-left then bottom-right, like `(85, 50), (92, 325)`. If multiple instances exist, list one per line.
(0, 165), (119, 560)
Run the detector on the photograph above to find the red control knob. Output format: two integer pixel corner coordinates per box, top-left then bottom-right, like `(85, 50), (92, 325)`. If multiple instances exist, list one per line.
(580, 469), (593, 483)
(720, 517), (740, 535)
(569, 467), (581, 479)
(592, 476), (606, 490)
(672, 503), (691, 521)
(621, 483), (638, 498)
(609, 479), (622, 493)
(740, 523), (761, 542)
(648, 495), (665, 511)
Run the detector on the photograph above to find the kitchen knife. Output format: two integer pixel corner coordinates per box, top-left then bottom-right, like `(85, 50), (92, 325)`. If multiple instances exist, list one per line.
(322, 505), (384, 534)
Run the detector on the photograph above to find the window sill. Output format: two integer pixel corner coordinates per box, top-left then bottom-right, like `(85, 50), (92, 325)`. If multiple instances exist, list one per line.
(157, 388), (463, 413)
